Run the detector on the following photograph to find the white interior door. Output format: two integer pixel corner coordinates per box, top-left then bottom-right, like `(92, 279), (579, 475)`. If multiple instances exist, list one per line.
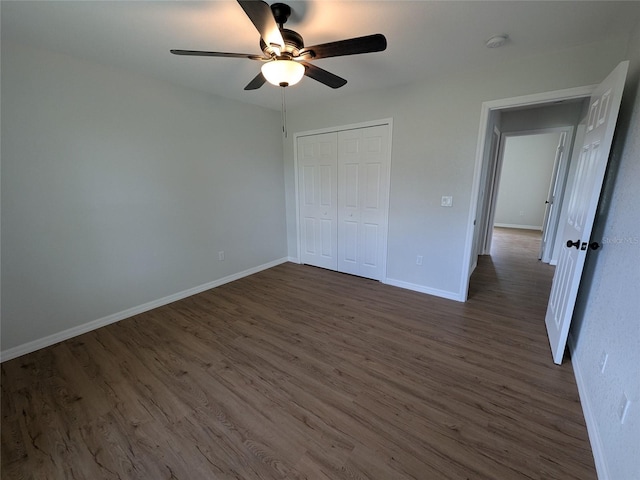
(480, 127), (503, 255)
(539, 131), (567, 262)
(297, 133), (338, 270)
(545, 61), (628, 364)
(337, 125), (391, 280)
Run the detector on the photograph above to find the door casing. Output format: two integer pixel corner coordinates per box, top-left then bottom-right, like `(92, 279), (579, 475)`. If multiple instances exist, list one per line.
(464, 86), (595, 300)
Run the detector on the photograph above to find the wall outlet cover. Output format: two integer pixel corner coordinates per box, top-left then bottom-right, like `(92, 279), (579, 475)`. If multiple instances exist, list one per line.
(441, 196), (453, 207)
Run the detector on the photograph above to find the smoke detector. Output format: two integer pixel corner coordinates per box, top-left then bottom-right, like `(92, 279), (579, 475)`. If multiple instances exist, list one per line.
(485, 34), (508, 48)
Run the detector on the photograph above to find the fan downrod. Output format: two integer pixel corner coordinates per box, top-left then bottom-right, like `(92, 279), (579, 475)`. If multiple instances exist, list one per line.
(271, 3), (292, 27)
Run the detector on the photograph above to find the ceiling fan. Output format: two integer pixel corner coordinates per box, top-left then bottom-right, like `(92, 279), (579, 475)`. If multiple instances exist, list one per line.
(170, 0), (387, 90)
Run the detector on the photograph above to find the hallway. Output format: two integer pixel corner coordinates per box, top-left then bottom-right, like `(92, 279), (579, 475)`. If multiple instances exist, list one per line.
(468, 227), (555, 329)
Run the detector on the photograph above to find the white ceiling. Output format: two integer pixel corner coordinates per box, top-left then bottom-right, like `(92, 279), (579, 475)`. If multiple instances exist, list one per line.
(3, 1), (640, 111)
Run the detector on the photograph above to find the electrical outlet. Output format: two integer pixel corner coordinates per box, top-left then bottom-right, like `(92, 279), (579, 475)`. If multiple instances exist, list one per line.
(218, 251), (225, 261)
(441, 196), (453, 207)
(618, 393), (631, 424)
(599, 351), (608, 373)
(416, 255), (423, 266)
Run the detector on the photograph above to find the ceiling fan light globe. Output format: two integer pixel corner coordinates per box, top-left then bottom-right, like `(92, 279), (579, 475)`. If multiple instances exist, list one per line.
(261, 60), (305, 87)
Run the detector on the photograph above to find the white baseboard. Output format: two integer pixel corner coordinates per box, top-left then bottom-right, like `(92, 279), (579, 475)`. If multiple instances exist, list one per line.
(383, 278), (464, 302)
(0, 257), (290, 363)
(287, 256), (300, 263)
(494, 223), (543, 231)
(568, 333), (609, 480)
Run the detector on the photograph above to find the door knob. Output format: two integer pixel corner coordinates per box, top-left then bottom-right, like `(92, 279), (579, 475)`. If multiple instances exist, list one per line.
(589, 241), (601, 250)
(566, 239), (580, 249)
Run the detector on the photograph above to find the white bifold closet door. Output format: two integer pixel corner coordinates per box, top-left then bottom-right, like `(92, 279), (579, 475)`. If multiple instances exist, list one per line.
(298, 132), (339, 271)
(298, 124), (390, 281)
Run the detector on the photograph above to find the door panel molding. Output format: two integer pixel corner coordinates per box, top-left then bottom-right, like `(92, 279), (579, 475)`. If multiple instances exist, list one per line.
(545, 61), (628, 365)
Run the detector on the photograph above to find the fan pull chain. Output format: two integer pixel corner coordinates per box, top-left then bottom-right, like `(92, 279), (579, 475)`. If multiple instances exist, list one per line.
(281, 86), (288, 138)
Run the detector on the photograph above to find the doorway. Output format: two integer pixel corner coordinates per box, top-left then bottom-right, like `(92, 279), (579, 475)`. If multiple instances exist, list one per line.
(462, 86), (594, 301)
(466, 62), (629, 368)
(486, 128), (573, 264)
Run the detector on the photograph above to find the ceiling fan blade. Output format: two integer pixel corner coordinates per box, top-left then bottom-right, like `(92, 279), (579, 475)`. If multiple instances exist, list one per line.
(301, 34), (387, 60)
(237, 0), (285, 50)
(170, 50), (265, 60)
(244, 72), (267, 90)
(301, 62), (347, 89)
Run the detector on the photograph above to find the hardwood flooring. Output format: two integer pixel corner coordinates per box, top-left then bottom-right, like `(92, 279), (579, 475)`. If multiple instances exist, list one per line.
(1, 228), (596, 479)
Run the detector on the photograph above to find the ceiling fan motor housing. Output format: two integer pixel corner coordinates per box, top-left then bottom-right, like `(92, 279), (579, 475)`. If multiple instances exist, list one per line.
(261, 28), (304, 58)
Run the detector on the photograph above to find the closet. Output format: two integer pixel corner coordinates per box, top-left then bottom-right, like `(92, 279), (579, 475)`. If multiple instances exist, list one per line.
(296, 123), (391, 281)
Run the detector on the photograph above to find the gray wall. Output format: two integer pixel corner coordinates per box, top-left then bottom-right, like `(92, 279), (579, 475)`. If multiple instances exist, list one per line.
(1, 42), (287, 353)
(501, 101), (585, 133)
(284, 36), (628, 298)
(570, 22), (640, 480)
(494, 133), (560, 229)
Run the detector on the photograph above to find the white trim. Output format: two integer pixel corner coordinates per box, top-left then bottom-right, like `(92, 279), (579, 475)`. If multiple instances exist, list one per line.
(465, 105), (494, 285)
(482, 85), (596, 111)
(287, 256), (300, 263)
(461, 85), (596, 301)
(568, 333), (610, 480)
(478, 125), (503, 256)
(0, 257), (290, 362)
(482, 128), (508, 254)
(293, 134), (302, 270)
(292, 118), (394, 281)
(494, 223), (542, 231)
(469, 258), (478, 276)
(501, 126), (575, 138)
(294, 118), (394, 139)
(382, 120), (394, 282)
(384, 277), (464, 302)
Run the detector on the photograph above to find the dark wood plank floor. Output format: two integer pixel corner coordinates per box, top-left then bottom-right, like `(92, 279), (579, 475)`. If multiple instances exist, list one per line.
(1, 228), (596, 479)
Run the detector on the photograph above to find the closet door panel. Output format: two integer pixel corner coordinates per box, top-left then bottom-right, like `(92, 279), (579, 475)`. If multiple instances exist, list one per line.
(337, 125), (390, 280)
(297, 133), (338, 270)
(297, 123), (390, 280)
(363, 223), (379, 267)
